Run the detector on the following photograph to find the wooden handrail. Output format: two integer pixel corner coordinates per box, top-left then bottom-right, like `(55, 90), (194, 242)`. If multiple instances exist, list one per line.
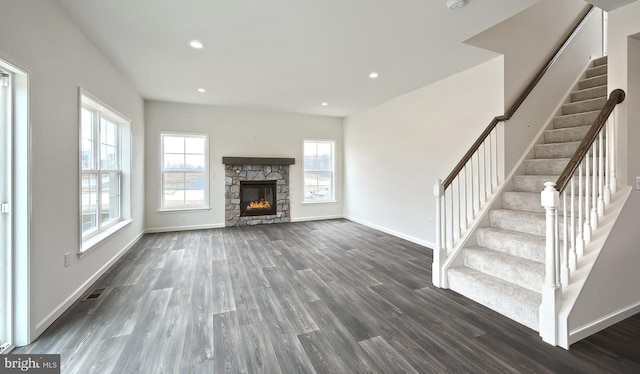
(555, 89), (625, 193)
(442, 5), (595, 189)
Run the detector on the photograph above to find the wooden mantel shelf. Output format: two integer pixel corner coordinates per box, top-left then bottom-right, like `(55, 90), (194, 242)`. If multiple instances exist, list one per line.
(222, 157), (295, 165)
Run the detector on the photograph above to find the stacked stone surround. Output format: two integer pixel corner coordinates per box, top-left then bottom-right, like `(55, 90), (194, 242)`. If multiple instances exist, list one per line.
(224, 164), (290, 227)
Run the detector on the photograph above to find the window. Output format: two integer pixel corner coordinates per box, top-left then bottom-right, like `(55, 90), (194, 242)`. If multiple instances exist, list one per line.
(160, 133), (209, 210)
(0, 69), (11, 352)
(80, 90), (131, 248)
(303, 140), (335, 202)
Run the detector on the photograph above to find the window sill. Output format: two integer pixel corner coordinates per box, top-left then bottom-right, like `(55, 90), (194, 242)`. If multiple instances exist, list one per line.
(79, 219), (133, 257)
(302, 200), (338, 205)
(156, 207), (211, 213)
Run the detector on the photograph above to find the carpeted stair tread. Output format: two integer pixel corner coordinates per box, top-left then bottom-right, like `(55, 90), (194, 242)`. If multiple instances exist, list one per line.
(570, 85), (607, 102)
(578, 74), (607, 90)
(502, 191), (577, 214)
(544, 125), (591, 143)
(593, 55), (608, 66)
(476, 227), (545, 263)
(585, 64), (607, 78)
(561, 96), (606, 115)
(524, 158), (570, 175)
(490, 209), (565, 238)
(490, 209), (546, 236)
(553, 110), (600, 129)
(462, 246), (544, 293)
(534, 142), (581, 158)
(513, 175), (559, 192)
(448, 267), (540, 331)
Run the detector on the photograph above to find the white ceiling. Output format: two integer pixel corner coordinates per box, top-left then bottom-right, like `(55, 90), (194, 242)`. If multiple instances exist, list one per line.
(55, 0), (540, 117)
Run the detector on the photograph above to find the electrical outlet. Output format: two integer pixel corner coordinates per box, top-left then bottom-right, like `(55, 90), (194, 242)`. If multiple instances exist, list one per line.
(64, 252), (70, 268)
(636, 177), (640, 190)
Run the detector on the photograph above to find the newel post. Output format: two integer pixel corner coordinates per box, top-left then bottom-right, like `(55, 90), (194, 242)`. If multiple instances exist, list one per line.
(540, 182), (561, 345)
(432, 179), (446, 288)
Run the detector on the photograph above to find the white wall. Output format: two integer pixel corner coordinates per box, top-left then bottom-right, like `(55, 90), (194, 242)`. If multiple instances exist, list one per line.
(568, 1), (640, 339)
(343, 57), (504, 246)
(467, 0), (604, 171)
(0, 0), (145, 342)
(144, 101), (343, 231)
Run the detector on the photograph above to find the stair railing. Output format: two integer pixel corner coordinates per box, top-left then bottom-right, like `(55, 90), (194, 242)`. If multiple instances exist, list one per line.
(433, 5), (596, 287)
(540, 88), (625, 346)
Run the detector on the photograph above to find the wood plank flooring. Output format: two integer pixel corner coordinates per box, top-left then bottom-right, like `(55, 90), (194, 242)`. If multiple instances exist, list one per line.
(12, 219), (640, 373)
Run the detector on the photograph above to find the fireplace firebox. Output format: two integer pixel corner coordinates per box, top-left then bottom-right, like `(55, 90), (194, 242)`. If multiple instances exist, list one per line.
(240, 180), (277, 216)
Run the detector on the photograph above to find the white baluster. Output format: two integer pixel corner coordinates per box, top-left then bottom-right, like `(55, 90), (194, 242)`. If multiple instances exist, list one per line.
(611, 110), (617, 193)
(433, 180), (446, 287)
(584, 156), (592, 244)
(591, 142), (598, 231)
(604, 119), (611, 206)
(561, 191), (569, 287)
(456, 178), (461, 240)
(577, 162), (585, 256)
(540, 182), (560, 345)
(597, 130), (605, 217)
(569, 177), (577, 271)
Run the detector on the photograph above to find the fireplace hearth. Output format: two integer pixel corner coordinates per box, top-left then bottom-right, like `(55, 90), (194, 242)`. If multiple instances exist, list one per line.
(240, 180), (277, 216)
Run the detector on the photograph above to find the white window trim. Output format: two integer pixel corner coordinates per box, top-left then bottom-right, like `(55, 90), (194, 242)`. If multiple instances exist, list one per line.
(302, 139), (336, 204)
(78, 88), (132, 254)
(158, 131), (210, 212)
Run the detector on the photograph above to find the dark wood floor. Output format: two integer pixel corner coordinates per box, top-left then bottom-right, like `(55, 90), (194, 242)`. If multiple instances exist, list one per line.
(13, 219), (640, 373)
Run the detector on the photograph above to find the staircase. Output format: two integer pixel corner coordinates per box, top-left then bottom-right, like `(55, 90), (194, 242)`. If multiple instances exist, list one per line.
(446, 56), (608, 331)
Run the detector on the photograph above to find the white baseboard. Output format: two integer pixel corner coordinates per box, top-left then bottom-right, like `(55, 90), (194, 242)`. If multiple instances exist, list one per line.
(145, 223), (225, 233)
(344, 215), (434, 249)
(569, 300), (640, 346)
(290, 214), (343, 222)
(34, 230), (145, 336)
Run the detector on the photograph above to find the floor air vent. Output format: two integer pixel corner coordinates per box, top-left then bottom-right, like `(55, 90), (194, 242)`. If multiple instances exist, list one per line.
(83, 287), (108, 301)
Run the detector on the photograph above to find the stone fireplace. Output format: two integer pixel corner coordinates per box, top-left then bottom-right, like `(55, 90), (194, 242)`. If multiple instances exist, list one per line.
(223, 157), (294, 227)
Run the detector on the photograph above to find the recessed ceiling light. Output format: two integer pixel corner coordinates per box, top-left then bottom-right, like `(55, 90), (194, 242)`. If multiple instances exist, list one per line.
(321, 102), (328, 106)
(197, 88), (206, 93)
(190, 40), (204, 49)
(369, 72), (379, 79)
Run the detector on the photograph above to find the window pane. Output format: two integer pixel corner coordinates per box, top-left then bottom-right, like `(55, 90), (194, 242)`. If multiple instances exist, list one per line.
(164, 136), (184, 154)
(317, 142), (331, 157)
(164, 153), (185, 170)
(185, 172), (205, 206)
(81, 108), (94, 170)
(303, 155), (318, 171)
(101, 144), (117, 170)
(185, 154), (205, 170)
(100, 118), (117, 147)
(304, 142), (317, 157)
(185, 137), (205, 154)
(101, 172), (120, 225)
(82, 173), (98, 234)
(163, 172), (186, 208)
